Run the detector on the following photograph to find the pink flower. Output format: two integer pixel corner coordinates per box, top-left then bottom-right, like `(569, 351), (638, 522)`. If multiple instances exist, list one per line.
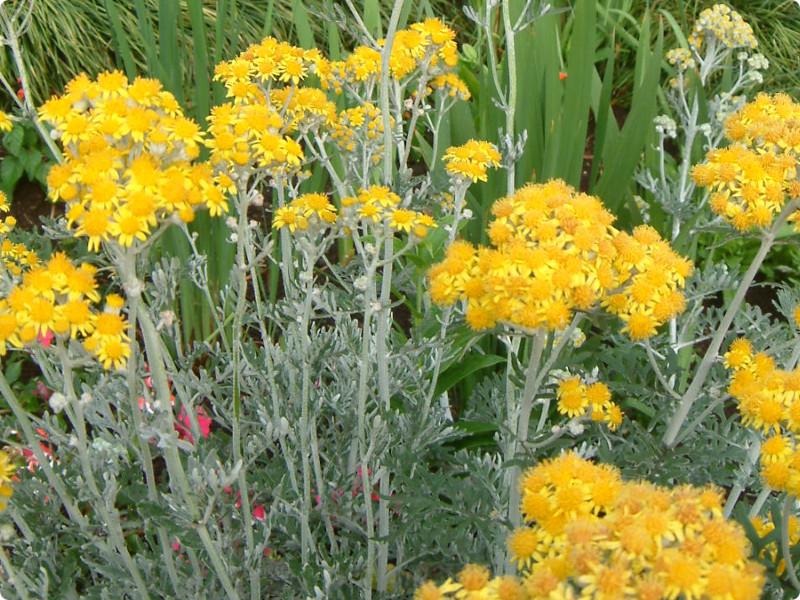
(37, 330), (54, 347)
(173, 406), (212, 445)
(252, 504), (266, 521)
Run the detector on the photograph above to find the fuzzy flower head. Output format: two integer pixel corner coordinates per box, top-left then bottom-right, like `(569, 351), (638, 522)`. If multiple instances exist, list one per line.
(39, 72), (227, 249)
(418, 453), (765, 600)
(427, 181), (691, 339)
(442, 140), (502, 185)
(688, 4), (758, 54)
(692, 93), (800, 232)
(330, 103), (393, 166)
(666, 48), (696, 73)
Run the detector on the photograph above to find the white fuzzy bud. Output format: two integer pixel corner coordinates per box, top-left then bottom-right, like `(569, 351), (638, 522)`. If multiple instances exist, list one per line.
(49, 392), (68, 414)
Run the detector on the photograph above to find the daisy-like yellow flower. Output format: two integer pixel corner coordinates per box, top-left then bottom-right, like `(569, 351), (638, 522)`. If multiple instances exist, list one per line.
(442, 140), (502, 184)
(272, 205), (308, 233)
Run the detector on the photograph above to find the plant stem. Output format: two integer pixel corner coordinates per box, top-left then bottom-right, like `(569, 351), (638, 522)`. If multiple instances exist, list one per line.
(507, 329), (546, 529)
(56, 343), (152, 600)
(782, 493), (800, 592)
(663, 198), (800, 447)
(125, 294), (182, 592)
(231, 186), (258, 598)
(501, 0), (517, 193)
(379, 0), (405, 185)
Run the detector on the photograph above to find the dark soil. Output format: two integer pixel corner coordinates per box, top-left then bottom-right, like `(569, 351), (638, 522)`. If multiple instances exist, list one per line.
(10, 178), (51, 230)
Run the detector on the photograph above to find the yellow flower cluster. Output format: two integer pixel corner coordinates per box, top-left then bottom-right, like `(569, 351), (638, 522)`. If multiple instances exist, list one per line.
(688, 4), (757, 53)
(0, 192), (16, 236)
(271, 186), (437, 240)
(206, 102), (304, 180)
(666, 48), (696, 73)
(556, 376), (622, 429)
(0, 109), (13, 132)
(39, 72), (227, 249)
(0, 242), (130, 370)
(416, 453), (765, 600)
(692, 94), (800, 231)
(751, 512), (800, 578)
(0, 449), (16, 514)
(213, 37), (326, 92)
(725, 338), (800, 494)
(425, 73), (471, 101)
(329, 103), (392, 162)
(427, 181), (692, 339)
(272, 193), (338, 233)
(340, 185), (436, 238)
(321, 18), (460, 92)
(442, 140), (503, 184)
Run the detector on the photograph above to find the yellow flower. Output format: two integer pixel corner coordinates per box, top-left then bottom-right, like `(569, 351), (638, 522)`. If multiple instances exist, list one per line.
(0, 449), (17, 513)
(0, 110), (13, 133)
(443, 140), (502, 184)
(273, 206), (308, 233)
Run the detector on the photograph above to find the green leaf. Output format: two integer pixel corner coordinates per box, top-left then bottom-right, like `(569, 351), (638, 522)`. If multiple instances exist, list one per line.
(4, 126), (24, 156)
(594, 15), (663, 212)
(588, 31), (615, 191)
(3, 358), (22, 385)
(187, 0), (211, 122)
(291, 0), (315, 49)
(434, 354), (506, 398)
(19, 149), (43, 180)
(1, 156), (24, 190)
(544, 0), (596, 186)
(103, 0), (137, 78)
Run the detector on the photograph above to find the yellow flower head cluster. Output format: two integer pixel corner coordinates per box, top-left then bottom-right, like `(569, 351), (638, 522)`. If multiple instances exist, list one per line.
(206, 101), (304, 180)
(688, 4), (757, 53)
(692, 94), (800, 231)
(0, 192), (16, 236)
(556, 375), (622, 429)
(0, 449), (17, 513)
(0, 242), (130, 370)
(422, 73), (470, 101)
(272, 193), (338, 234)
(0, 109), (13, 132)
(442, 140), (502, 184)
(427, 181), (692, 339)
(270, 86), (336, 133)
(666, 48), (696, 73)
(213, 37), (327, 92)
(725, 338), (800, 494)
(416, 453), (765, 600)
(39, 72), (226, 248)
(340, 185), (436, 239)
(321, 18), (458, 93)
(209, 39), (339, 178)
(330, 103), (392, 163)
(751, 512), (800, 578)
